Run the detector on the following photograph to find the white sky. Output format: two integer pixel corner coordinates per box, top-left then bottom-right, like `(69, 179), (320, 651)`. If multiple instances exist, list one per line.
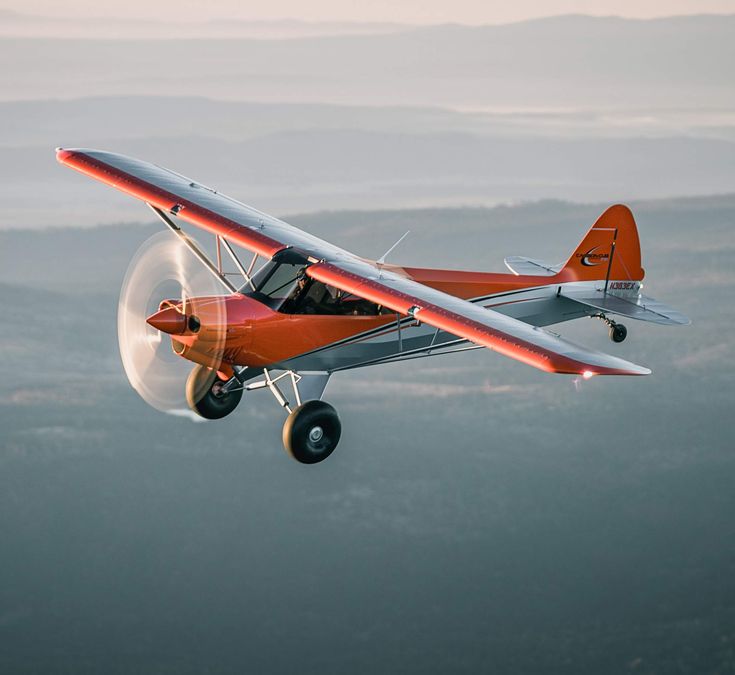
(3, 0), (735, 24)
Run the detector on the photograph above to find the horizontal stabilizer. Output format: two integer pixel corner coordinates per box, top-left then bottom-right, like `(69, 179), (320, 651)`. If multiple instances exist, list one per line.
(504, 256), (562, 276)
(563, 288), (690, 325)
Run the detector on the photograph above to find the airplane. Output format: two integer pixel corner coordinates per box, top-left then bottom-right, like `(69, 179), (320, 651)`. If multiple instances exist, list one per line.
(56, 148), (689, 464)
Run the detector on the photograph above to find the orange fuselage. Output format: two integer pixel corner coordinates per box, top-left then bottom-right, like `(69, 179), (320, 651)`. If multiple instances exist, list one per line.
(167, 266), (571, 372)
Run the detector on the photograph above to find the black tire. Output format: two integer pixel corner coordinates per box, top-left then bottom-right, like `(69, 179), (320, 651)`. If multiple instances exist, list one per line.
(609, 323), (628, 343)
(186, 365), (242, 420)
(283, 400), (341, 464)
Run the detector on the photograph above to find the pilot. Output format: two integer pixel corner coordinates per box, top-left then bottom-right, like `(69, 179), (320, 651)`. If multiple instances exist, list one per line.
(294, 274), (309, 297)
(294, 274), (321, 314)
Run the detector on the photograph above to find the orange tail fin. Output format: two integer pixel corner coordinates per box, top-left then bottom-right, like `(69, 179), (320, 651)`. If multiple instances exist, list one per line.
(561, 205), (644, 283)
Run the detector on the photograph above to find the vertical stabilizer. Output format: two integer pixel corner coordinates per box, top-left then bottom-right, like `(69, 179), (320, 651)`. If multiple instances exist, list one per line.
(561, 205), (644, 284)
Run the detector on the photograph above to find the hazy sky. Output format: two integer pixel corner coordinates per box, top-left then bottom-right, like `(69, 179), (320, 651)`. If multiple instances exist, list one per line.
(4, 0), (735, 23)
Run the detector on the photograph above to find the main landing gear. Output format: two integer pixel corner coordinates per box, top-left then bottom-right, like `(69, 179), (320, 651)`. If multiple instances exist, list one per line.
(593, 314), (628, 343)
(282, 400), (341, 464)
(186, 366), (340, 464)
(186, 364), (243, 419)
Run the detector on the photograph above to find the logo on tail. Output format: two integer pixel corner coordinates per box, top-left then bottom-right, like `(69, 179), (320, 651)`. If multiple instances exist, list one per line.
(576, 246), (610, 267)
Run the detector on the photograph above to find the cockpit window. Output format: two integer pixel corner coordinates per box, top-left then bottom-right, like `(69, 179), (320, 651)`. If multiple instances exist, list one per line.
(255, 262), (302, 300)
(244, 258), (391, 316)
(241, 260), (304, 309)
(282, 277), (392, 316)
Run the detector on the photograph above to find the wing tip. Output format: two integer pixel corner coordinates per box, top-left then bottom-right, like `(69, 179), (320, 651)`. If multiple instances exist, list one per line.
(584, 364), (652, 377)
(56, 147), (75, 164)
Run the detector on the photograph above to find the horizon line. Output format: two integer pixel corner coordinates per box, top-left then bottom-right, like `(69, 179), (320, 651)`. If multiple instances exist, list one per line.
(2, 10), (734, 29)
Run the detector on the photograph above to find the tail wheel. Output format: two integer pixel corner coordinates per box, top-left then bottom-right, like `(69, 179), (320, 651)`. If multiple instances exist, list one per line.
(283, 400), (341, 464)
(186, 364), (242, 420)
(609, 323), (628, 343)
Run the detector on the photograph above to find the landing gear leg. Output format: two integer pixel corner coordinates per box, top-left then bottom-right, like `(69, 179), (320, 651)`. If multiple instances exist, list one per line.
(235, 369), (339, 464)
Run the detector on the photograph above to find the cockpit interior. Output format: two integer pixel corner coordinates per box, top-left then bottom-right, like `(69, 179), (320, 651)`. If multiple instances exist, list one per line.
(242, 252), (390, 316)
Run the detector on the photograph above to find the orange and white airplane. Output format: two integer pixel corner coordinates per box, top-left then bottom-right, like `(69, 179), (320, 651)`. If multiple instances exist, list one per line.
(57, 148), (689, 464)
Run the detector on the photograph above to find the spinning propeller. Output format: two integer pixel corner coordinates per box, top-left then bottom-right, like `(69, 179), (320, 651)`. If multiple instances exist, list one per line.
(118, 231), (228, 413)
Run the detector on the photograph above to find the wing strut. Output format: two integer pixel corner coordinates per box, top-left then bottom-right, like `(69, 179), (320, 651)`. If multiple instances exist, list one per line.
(147, 205), (238, 294)
(219, 236), (256, 291)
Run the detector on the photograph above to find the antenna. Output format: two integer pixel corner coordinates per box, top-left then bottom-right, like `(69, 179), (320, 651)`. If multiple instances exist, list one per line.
(377, 230), (410, 266)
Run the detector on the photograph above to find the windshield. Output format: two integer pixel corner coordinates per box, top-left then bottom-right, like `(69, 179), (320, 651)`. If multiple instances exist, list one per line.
(257, 263), (302, 298)
(242, 261), (304, 309)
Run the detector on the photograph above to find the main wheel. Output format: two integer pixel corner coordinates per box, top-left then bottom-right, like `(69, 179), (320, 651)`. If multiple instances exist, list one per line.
(186, 364), (242, 419)
(609, 323), (628, 343)
(283, 400), (341, 464)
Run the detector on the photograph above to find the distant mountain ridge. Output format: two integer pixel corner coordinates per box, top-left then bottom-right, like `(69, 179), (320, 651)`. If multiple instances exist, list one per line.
(1, 11), (734, 39)
(1, 14), (732, 108)
(0, 11), (413, 40)
(6, 130), (733, 228)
